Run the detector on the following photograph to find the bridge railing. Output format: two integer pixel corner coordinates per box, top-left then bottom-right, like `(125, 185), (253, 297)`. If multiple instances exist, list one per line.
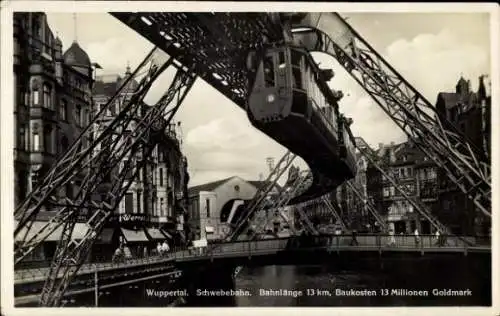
(15, 234), (487, 282)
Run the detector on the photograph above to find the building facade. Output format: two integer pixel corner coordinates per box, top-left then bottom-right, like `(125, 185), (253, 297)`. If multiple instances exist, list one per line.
(92, 70), (189, 243)
(186, 176), (282, 241)
(13, 12), (96, 262)
(435, 76), (491, 235)
(336, 75), (490, 236)
(13, 12), (94, 210)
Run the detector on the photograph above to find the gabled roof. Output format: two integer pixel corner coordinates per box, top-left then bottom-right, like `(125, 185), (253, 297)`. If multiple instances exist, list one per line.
(436, 92), (459, 109)
(188, 176), (235, 197)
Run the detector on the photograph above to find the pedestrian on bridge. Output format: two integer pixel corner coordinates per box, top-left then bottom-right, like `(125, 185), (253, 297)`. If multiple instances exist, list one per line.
(434, 230), (441, 247)
(414, 228), (420, 247)
(156, 242), (163, 256)
(161, 241), (170, 256)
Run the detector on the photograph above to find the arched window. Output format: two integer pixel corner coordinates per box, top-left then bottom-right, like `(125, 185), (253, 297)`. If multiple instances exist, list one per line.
(32, 86), (39, 106)
(43, 83), (51, 109)
(59, 99), (67, 120)
(33, 131), (40, 151)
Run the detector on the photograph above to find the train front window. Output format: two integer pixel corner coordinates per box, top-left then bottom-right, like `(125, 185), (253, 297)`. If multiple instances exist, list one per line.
(263, 55), (275, 87)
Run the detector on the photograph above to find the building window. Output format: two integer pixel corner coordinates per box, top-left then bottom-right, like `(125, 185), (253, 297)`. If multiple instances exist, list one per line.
(383, 187), (390, 198)
(159, 168), (163, 186)
(59, 99), (67, 120)
(33, 88), (39, 106)
(206, 198), (210, 218)
(33, 132), (40, 151)
(75, 105), (81, 126)
(19, 125), (26, 150)
(43, 125), (52, 154)
(43, 84), (51, 109)
(428, 168), (437, 179)
(31, 170), (39, 191)
(137, 192), (141, 213)
(389, 186), (395, 196)
(160, 198), (164, 216)
(83, 109), (89, 126)
(125, 193), (134, 214)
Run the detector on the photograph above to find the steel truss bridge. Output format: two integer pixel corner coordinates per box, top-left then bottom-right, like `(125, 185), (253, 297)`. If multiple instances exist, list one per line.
(13, 12), (491, 306)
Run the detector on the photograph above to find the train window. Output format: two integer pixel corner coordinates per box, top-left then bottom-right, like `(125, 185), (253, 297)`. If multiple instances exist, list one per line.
(263, 55), (275, 87)
(292, 67), (302, 90)
(291, 51), (302, 67)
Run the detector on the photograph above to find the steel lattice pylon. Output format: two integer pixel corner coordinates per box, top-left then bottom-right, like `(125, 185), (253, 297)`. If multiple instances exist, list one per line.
(351, 131), (450, 235)
(246, 169), (317, 239)
(344, 181), (387, 231)
(14, 47), (196, 306)
(227, 151), (296, 241)
(290, 13), (491, 218)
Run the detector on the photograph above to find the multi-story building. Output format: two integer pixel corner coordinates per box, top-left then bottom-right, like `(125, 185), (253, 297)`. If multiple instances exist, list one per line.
(435, 75), (491, 235)
(13, 12), (95, 261)
(354, 140), (433, 234)
(92, 69), (189, 246)
(13, 12), (94, 210)
(336, 76), (490, 236)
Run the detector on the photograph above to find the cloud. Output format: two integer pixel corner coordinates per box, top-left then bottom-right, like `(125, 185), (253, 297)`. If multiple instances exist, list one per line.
(385, 28), (489, 103)
(186, 118), (261, 150)
(312, 26), (489, 149)
(45, 13), (490, 186)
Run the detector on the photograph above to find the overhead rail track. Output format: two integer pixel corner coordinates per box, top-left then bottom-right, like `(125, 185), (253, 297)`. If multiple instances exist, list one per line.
(288, 13), (491, 217)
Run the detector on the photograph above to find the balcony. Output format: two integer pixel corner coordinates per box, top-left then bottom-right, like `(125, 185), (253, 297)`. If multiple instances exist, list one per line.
(29, 106), (57, 121)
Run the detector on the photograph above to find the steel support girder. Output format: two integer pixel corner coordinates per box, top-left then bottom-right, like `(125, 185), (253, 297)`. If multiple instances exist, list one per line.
(353, 136), (449, 234)
(228, 151), (296, 241)
(290, 13), (491, 217)
(245, 169), (314, 238)
(111, 12), (284, 109)
(38, 66), (196, 307)
(345, 181), (387, 232)
(320, 196), (348, 231)
(14, 48), (172, 263)
(14, 48), (170, 238)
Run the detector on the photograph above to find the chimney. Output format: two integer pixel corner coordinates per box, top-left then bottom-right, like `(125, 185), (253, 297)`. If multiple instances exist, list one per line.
(378, 143), (384, 150)
(390, 141), (395, 147)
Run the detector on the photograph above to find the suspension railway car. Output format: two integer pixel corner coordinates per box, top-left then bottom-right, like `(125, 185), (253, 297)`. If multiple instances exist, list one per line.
(246, 45), (357, 203)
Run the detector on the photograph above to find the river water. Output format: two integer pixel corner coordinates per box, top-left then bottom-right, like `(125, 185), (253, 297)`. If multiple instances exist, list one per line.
(233, 264), (490, 306)
(48, 257), (490, 307)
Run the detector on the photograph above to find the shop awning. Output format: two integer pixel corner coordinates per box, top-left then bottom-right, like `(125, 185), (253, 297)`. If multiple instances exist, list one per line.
(205, 226), (215, 233)
(14, 221), (92, 242)
(95, 228), (115, 244)
(121, 228), (148, 243)
(71, 223), (90, 240)
(14, 221), (63, 242)
(147, 228), (166, 241)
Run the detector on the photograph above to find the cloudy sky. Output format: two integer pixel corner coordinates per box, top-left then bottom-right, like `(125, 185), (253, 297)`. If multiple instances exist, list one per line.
(45, 12), (491, 187)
